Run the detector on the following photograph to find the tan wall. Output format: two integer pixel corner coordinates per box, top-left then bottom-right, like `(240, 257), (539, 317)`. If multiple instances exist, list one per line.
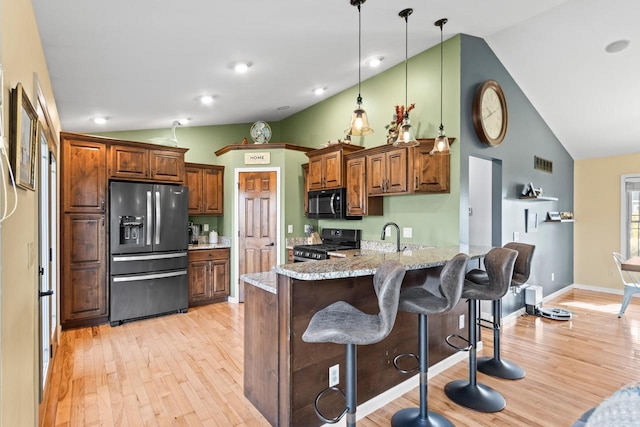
(1, 0), (61, 425)
(574, 153), (640, 290)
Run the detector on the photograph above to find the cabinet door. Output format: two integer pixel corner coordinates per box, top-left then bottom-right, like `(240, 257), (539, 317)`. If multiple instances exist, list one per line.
(323, 151), (342, 189)
(110, 144), (149, 180)
(61, 214), (107, 323)
(211, 259), (229, 298)
(386, 148), (408, 194)
(411, 145), (450, 193)
(366, 152), (386, 196)
(62, 139), (106, 213)
(307, 156), (324, 190)
(301, 163), (309, 216)
(186, 166), (203, 214)
(346, 157), (366, 215)
(203, 167), (223, 215)
(150, 149), (184, 182)
(188, 259), (210, 302)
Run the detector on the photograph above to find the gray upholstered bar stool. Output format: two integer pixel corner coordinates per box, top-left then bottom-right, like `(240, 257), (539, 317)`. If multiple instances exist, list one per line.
(444, 247), (517, 413)
(466, 242), (535, 380)
(391, 253), (469, 427)
(302, 260), (406, 427)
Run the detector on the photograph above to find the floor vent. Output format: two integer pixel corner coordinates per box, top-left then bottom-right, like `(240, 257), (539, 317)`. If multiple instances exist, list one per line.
(534, 156), (553, 173)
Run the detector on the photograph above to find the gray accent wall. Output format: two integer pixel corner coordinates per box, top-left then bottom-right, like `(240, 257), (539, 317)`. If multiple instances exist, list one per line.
(459, 35), (574, 315)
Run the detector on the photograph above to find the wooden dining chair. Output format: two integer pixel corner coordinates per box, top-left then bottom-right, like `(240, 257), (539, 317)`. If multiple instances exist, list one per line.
(612, 252), (640, 317)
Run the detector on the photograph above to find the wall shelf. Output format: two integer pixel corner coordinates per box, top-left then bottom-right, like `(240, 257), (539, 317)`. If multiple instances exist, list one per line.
(519, 196), (559, 201)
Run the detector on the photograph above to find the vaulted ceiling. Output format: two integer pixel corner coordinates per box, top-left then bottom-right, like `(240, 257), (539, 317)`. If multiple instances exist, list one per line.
(33, 0), (638, 160)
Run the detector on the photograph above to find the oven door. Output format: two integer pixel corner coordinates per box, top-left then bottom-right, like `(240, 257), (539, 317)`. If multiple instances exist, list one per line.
(293, 255), (321, 262)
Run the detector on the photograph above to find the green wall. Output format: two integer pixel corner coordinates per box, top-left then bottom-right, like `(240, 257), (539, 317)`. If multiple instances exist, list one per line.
(281, 36), (462, 246)
(96, 35), (463, 290)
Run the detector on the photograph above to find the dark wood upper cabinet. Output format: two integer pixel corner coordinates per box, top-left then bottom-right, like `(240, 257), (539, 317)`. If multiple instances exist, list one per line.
(110, 144), (186, 183)
(62, 137), (107, 213)
(185, 163), (224, 215)
(306, 144), (363, 190)
(345, 154), (382, 216)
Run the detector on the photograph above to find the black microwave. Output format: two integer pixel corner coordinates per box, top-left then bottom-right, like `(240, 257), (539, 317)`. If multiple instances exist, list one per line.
(307, 188), (361, 220)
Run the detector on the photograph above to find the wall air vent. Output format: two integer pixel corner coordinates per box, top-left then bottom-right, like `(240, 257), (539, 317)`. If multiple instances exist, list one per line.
(534, 156), (553, 173)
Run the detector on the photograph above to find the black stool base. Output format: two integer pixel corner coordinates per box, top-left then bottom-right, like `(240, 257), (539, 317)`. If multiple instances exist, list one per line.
(444, 380), (506, 413)
(477, 356), (525, 380)
(391, 408), (454, 427)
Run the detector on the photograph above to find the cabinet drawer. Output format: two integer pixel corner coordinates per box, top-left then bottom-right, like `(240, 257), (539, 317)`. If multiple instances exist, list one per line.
(188, 248), (230, 262)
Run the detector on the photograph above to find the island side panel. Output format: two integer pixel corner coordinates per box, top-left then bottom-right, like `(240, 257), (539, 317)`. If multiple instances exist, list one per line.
(277, 273), (294, 427)
(243, 283), (279, 426)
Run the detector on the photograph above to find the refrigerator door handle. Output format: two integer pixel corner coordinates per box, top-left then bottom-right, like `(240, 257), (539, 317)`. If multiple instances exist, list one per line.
(112, 270), (187, 283)
(112, 252), (187, 262)
(146, 191), (152, 245)
(155, 190), (161, 245)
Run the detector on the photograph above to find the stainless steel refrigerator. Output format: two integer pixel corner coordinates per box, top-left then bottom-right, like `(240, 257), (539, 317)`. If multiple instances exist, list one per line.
(109, 181), (189, 326)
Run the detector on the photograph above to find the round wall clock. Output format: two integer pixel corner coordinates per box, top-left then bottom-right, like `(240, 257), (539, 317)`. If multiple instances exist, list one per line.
(472, 80), (508, 146)
(250, 120), (272, 144)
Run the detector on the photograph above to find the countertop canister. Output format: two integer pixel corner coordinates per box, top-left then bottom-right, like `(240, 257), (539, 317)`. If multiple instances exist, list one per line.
(209, 230), (218, 244)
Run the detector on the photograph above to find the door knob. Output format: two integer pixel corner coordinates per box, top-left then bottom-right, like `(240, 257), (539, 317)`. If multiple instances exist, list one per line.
(265, 242), (275, 247)
(38, 290), (54, 298)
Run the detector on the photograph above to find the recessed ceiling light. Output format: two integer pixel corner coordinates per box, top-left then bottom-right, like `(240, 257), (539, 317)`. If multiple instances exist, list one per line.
(277, 105), (290, 111)
(177, 118), (190, 125)
(365, 56), (384, 68)
(313, 87), (327, 96)
(605, 39), (630, 53)
(234, 61), (252, 73)
(91, 116), (109, 124)
(198, 95), (215, 105)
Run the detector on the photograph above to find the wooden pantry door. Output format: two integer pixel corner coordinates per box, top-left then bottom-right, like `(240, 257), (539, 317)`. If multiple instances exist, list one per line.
(238, 171), (278, 297)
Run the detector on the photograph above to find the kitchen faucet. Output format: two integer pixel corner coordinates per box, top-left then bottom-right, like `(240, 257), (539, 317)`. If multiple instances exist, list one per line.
(380, 222), (401, 252)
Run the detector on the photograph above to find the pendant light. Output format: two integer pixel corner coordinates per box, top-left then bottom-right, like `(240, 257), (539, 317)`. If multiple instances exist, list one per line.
(345, 0), (374, 137)
(394, 8), (418, 147)
(431, 18), (450, 155)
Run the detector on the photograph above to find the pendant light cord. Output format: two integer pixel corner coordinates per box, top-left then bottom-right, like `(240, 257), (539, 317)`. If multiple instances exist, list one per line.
(357, 3), (362, 105)
(404, 13), (408, 112)
(439, 20), (444, 130)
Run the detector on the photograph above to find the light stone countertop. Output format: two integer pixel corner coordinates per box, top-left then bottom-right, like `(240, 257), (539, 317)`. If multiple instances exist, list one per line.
(188, 243), (231, 250)
(272, 245), (491, 281)
(241, 271), (277, 294)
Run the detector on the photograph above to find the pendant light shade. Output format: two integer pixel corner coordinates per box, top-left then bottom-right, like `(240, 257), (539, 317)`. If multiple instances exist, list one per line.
(431, 18), (450, 155)
(345, 0), (374, 137)
(394, 8), (418, 147)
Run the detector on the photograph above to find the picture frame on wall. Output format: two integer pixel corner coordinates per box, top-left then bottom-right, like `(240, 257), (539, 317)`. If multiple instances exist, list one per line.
(9, 83), (38, 191)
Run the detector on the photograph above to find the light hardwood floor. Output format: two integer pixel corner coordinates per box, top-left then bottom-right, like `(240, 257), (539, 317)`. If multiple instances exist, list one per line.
(43, 289), (640, 426)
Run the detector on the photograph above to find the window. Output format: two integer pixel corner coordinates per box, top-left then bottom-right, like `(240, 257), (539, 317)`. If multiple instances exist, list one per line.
(622, 175), (640, 258)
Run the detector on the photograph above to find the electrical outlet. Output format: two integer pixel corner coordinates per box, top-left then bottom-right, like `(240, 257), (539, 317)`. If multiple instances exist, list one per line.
(287, 224), (293, 233)
(513, 231), (520, 242)
(385, 226), (391, 237)
(203, 224), (209, 232)
(459, 314), (465, 329)
(551, 272), (555, 281)
(403, 227), (412, 238)
(329, 364), (339, 387)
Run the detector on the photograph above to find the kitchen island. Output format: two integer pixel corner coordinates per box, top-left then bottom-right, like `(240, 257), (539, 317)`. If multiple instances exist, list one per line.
(242, 245), (490, 426)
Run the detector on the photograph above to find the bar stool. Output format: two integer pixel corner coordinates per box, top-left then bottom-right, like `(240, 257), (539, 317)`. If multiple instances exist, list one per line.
(467, 242), (535, 380)
(302, 260), (406, 427)
(391, 253), (469, 427)
(444, 247), (517, 413)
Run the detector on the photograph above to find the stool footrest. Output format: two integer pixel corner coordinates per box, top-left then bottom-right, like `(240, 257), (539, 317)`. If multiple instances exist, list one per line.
(392, 353), (419, 374)
(313, 386), (348, 424)
(445, 334), (472, 351)
(478, 317), (500, 331)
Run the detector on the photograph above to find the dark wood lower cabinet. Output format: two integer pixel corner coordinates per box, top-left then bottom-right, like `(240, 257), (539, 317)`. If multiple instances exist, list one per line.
(188, 248), (230, 306)
(244, 266), (468, 427)
(61, 213), (108, 328)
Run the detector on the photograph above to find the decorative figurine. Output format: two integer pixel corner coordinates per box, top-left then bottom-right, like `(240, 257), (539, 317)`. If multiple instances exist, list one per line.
(241, 137), (248, 145)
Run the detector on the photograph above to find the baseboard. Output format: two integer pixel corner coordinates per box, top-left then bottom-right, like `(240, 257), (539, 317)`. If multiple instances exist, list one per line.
(321, 344), (482, 426)
(572, 283), (626, 296)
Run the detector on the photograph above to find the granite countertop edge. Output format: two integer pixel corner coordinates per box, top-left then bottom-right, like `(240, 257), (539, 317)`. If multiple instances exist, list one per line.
(188, 243), (232, 250)
(241, 272), (277, 294)
(272, 245), (491, 281)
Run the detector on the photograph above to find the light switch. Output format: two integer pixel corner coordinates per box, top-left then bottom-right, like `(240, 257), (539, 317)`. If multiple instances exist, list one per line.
(287, 224), (293, 233)
(403, 227), (412, 238)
